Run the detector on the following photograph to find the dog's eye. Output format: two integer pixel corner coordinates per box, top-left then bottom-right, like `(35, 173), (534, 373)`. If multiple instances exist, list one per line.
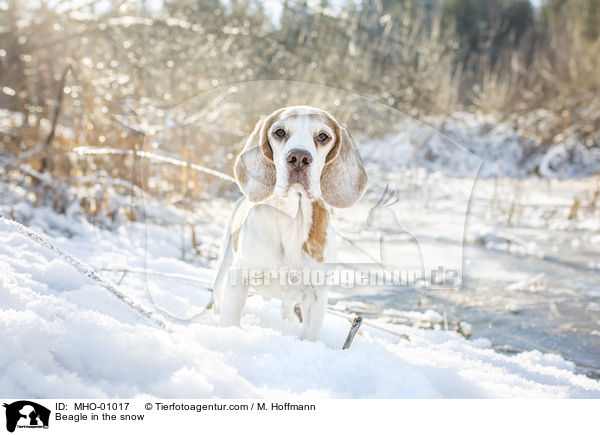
(317, 133), (329, 142)
(274, 128), (286, 138)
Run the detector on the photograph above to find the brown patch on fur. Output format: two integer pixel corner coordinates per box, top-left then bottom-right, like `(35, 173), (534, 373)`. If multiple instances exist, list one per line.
(320, 127), (368, 208)
(320, 113), (343, 166)
(306, 113), (330, 123)
(234, 109), (282, 202)
(318, 113), (338, 132)
(302, 200), (328, 262)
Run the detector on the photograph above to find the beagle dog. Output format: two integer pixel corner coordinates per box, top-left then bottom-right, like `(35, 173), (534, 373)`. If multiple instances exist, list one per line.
(212, 106), (367, 340)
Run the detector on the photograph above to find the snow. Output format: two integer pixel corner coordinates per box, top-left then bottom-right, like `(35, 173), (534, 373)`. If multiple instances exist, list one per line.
(468, 227), (548, 259)
(505, 273), (549, 293)
(382, 308), (444, 324)
(357, 111), (600, 179)
(1, 207), (599, 399)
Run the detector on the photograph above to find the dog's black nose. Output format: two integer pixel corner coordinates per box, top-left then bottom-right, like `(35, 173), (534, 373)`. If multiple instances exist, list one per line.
(286, 149), (313, 172)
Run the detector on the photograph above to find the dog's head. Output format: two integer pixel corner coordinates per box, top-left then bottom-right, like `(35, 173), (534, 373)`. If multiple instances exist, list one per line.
(234, 106), (367, 208)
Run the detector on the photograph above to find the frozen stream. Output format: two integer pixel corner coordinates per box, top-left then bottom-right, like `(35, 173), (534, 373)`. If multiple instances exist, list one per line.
(329, 175), (600, 379)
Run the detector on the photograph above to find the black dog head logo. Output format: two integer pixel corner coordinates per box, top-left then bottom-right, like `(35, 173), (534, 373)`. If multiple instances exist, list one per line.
(3, 401), (50, 433)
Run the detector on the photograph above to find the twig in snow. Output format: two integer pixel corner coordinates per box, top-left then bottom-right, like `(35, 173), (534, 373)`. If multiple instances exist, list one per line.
(99, 267), (213, 287)
(327, 307), (410, 341)
(2, 157), (54, 186)
(342, 315), (363, 350)
(0, 216), (167, 329)
(71, 147), (236, 183)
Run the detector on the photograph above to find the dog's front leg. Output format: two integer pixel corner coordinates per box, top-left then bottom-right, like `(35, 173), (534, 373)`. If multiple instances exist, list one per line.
(301, 288), (327, 341)
(220, 267), (249, 327)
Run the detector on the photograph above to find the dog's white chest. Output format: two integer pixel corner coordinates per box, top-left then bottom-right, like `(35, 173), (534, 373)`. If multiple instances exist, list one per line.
(248, 194), (312, 264)
(236, 193), (319, 304)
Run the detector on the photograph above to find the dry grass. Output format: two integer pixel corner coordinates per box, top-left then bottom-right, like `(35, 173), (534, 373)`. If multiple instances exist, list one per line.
(1, 0), (599, 226)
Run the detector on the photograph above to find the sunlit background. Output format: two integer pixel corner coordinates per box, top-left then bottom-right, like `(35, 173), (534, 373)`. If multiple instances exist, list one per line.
(1, 0), (600, 387)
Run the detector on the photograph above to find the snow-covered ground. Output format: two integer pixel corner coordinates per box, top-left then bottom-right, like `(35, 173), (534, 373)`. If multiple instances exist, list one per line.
(1, 205), (599, 398)
(1, 109), (599, 398)
(2, 173), (600, 398)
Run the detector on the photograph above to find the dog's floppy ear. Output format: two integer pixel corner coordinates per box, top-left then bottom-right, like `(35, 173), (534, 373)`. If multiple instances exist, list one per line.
(234, 109), (283, 202)
(320, 122), (368, 208)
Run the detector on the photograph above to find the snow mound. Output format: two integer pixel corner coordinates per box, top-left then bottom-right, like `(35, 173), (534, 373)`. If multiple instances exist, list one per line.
(360, 112), (600, 179)
(468, 227), (547, 259)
